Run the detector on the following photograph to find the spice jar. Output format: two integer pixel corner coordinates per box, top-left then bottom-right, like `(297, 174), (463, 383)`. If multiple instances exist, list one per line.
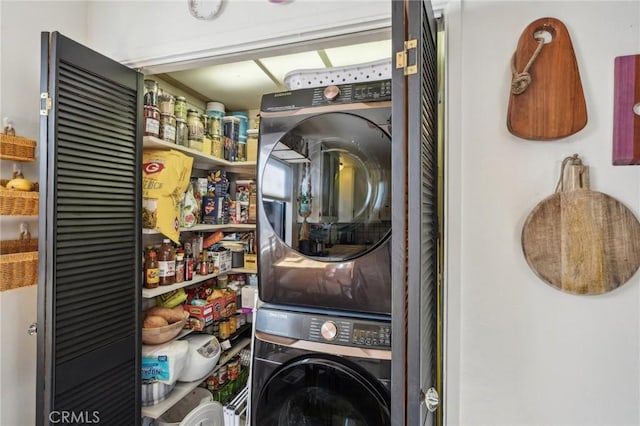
(175, 251), (185, 283)
(143, 105), (160, 138)
(158, 239), (176, 285)
(159, 113), (176, 143)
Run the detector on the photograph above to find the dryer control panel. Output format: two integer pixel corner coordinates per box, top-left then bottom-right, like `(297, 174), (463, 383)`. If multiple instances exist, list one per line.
(261, 80), (392, 112)
(256, 307), (391, 349)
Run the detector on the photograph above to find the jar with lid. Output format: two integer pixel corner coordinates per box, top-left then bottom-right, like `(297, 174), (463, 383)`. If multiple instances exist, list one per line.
(144, 248), (159, 289)
(158, 93), (175, 115)
(175, 119), (188, 146)
(187, 109), (204, 149)
(158, 239), (176, 285)
(159, 113), (176, 143)
(144, 79), (159, 107)
(174, 96), (188, 121)
(143, 106), (160, 137)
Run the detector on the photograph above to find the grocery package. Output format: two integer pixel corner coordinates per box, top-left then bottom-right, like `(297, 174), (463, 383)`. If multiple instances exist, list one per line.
(142, 150), (193, 242)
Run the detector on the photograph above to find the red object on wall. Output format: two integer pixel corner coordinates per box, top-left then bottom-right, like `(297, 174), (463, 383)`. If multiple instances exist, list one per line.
(613, 54), (640, 165)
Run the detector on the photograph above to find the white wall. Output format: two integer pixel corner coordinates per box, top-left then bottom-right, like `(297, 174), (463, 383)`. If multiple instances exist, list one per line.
(0, 2), (87, 425)
(86, 0), (392, 70)
(446, 1), (640, 425)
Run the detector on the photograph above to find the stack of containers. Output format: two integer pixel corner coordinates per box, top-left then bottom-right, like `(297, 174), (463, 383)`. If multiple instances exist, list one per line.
(230, 112), (248, 161)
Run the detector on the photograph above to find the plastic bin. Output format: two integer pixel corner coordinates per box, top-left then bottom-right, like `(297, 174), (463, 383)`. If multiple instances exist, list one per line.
(157, 388), (223, 426)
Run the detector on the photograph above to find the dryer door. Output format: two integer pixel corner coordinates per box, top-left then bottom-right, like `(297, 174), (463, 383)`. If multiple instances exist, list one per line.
(252, 354), (390, 426)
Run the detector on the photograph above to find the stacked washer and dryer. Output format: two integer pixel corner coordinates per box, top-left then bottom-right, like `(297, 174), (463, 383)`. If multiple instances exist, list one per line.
(250, 75), (394, 425)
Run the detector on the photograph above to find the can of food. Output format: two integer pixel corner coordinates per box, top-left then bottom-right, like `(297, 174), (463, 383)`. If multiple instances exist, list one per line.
(159, 113), (176, 143)
(174, 96), (188, 121)
(143, 105), (160, 137)
(219, 319), (230, 340)
(217, 364), (228, 385)
(206, 374), (219, 391)
(175, 119), (188, 146)
(227, 358), (240, 381)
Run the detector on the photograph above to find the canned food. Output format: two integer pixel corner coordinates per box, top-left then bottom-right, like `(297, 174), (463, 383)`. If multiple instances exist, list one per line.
(227, 358), (240, 381)
(159, 113), (176, 143)
(174, 96), (187, 121)
(143, 105), (160, 137)
(206, 374), (219, 391)
(175, 119), (188, 146)
(217, 364), (228, 385)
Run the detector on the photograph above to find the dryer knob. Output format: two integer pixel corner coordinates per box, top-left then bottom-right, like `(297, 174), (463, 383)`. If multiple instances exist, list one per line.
(321, 321), (338, 341)
(323, 85), (340, 101)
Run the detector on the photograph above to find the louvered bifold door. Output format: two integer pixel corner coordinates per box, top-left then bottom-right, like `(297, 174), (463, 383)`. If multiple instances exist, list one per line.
(37, 32), (142, 426)
(391, 1), (439, 426)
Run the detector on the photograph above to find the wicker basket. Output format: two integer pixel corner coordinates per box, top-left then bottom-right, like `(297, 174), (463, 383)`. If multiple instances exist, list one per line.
(0, 180), (39, 216)
(0, 237), (38, 291)
(0, 134), (36, 162)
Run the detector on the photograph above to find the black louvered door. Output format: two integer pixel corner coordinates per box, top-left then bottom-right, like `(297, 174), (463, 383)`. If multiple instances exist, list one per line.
(37, 32), (142, 425)
(391, 1), (440, 425)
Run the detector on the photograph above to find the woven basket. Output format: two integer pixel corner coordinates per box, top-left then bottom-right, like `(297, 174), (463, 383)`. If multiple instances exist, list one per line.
(0, 237), (38, 291)
(0, 134), (36, 162)
(0, 180), (39, 216)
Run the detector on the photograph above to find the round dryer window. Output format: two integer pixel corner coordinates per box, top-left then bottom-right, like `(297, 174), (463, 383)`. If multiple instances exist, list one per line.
(261, 112), (391, 261)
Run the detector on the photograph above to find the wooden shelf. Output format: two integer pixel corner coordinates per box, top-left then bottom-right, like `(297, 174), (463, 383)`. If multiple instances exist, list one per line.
(143, 136), (256, 173)
(141, 336), (252, 419)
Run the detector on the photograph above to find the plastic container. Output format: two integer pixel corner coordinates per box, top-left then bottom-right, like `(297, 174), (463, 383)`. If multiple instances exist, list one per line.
(206, 102), (225, 138)
(157, 388), (223, 426)
(230, 111), (248, 142)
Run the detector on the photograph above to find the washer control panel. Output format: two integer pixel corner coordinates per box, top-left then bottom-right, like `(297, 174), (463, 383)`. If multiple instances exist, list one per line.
(261, 80), (392, 112)
(256, 308), (391, 349)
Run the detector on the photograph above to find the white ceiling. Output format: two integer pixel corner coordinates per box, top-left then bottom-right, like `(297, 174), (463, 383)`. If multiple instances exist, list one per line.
(154, 39), (392, 112)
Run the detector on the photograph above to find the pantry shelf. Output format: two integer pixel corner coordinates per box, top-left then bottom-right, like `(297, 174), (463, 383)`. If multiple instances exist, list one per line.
(142, 268), (253, 299)
(143, 136), (256, 173)
(140, 336), (252, 419)
(142, 223), (255, 235)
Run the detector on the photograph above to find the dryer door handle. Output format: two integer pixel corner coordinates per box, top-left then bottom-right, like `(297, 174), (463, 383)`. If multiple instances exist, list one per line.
(255, 331), (392, 360)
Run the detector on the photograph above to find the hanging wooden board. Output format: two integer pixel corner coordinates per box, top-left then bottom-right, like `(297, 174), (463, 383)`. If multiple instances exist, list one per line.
(522, 160), (640, 295)
(612, 54), (640, 165)
(507, 17), (587, 140)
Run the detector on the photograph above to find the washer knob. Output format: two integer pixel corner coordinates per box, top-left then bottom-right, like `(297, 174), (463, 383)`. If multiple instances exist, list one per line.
(321, 321), (338, 341)
(323, 85), (340, 101)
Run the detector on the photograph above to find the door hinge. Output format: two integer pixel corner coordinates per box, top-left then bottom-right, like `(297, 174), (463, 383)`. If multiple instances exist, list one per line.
(40, 92), (51, 116)
(395, 39), (418, 75)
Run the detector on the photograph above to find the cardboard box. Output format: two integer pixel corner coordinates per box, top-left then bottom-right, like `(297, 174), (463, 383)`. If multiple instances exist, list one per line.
(243, 253), (257, 271)
(185, 303), (218, 331)
(210, 249), (232, 274)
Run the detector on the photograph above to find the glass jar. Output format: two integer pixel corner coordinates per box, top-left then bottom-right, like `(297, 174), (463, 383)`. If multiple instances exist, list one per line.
(159, 113), (176, 143)
(143, 79), (159, 107)
(175, 118), (188, 146)
(143, 105), (160, 137)
(211, 136), (224, 158)
(144, 249), (159, 289)
(174, 96), (188, 121)
(158, 93), (175, 115)
(187, 109), (204, 148)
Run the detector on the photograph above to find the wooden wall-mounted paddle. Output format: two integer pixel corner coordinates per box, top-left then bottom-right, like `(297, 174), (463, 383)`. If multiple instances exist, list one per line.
(522, 155), (640, 295)
(507, 18), (587, 140)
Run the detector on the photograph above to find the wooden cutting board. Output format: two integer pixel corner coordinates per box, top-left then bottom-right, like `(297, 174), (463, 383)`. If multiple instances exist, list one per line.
(507, 17), (587, 140)
(522, 162), (640, 294)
